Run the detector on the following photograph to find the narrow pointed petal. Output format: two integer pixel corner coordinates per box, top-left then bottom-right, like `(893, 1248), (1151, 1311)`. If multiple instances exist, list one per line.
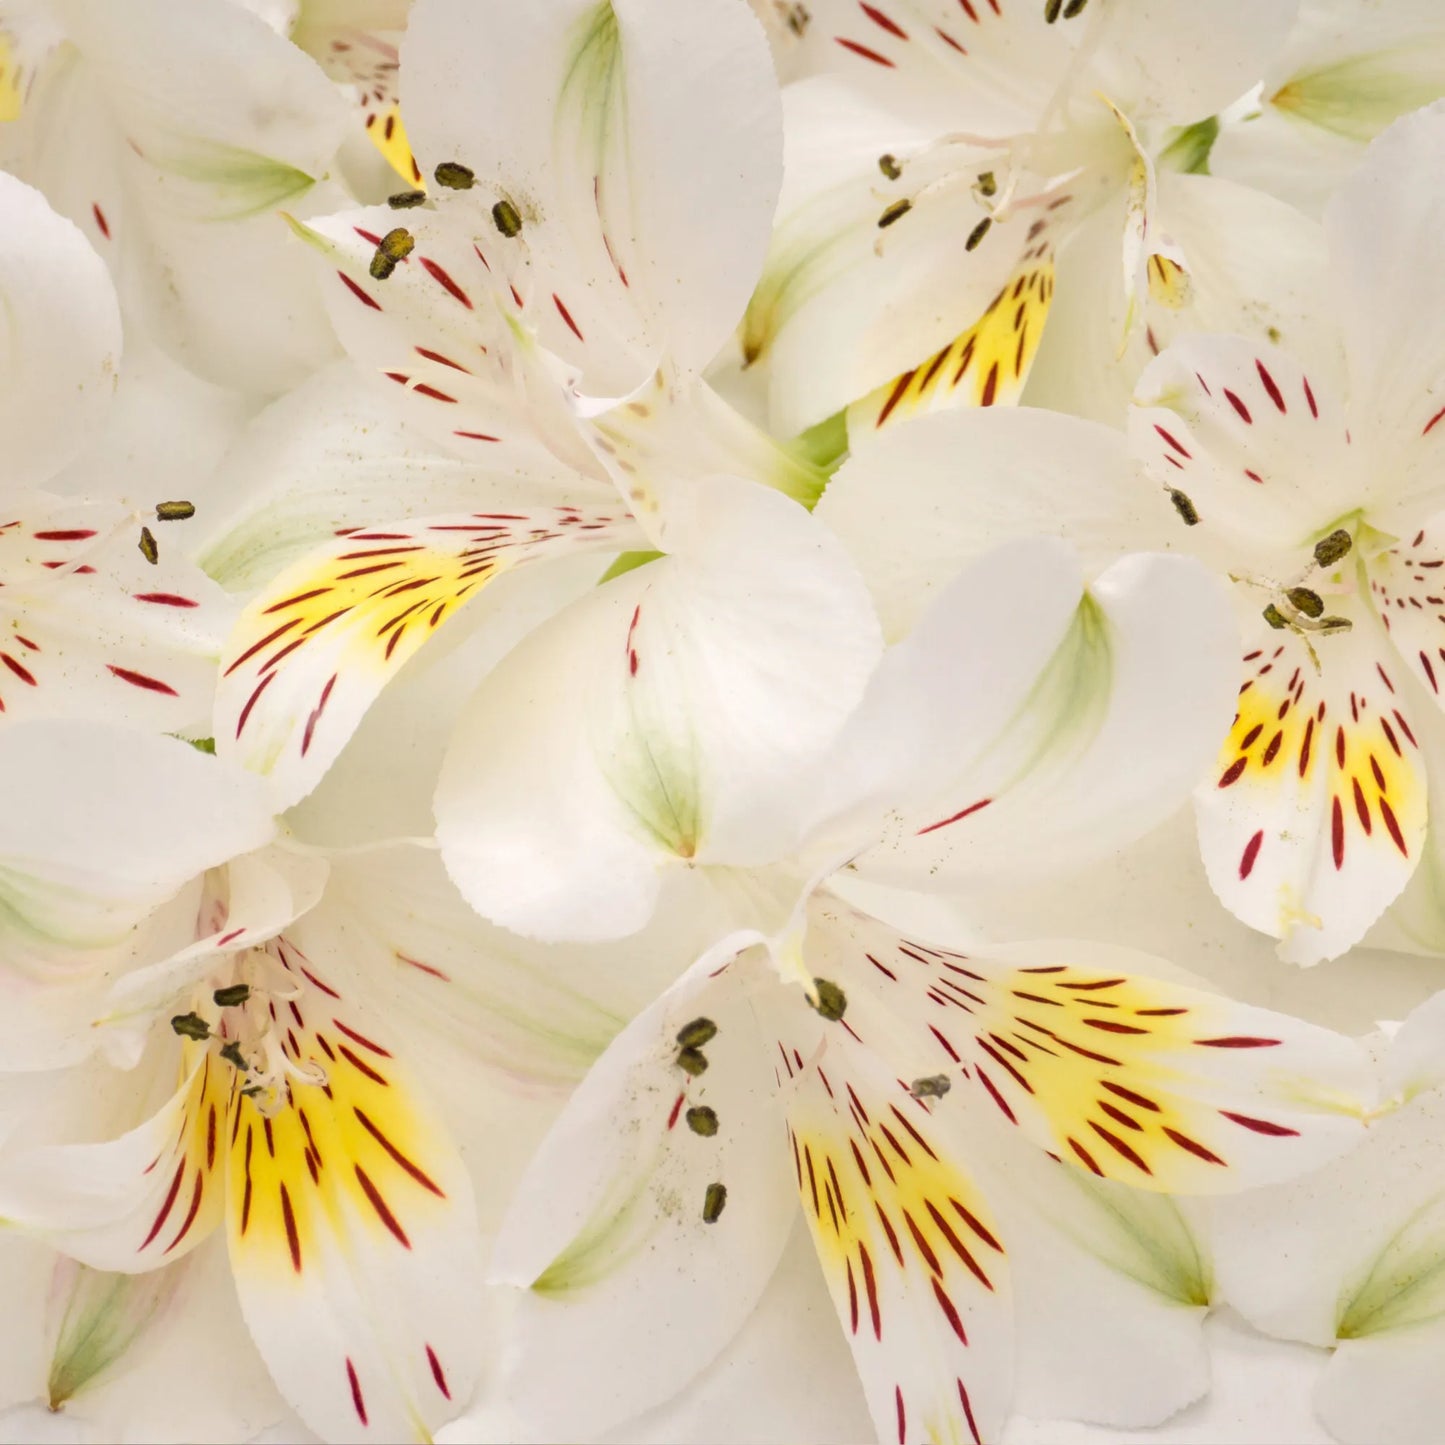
(215, 505), (635, 809)
(1129, 333), (1358, 560)
(809, 906), (1374, 1194)
(0, 1047), (228, 1269)
(0, 493), (235, 733)
(486, 952), (797, 1439)
(781, 1021), (1014, 1445)
(224, 942), (483, 1444)
(1198, 605), (1426, 965)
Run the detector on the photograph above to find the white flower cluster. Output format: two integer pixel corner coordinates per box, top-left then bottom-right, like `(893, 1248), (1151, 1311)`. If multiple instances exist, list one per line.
(1, 1), (1444, 1442)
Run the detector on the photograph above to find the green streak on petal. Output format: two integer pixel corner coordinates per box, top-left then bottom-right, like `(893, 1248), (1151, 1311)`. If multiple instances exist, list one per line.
(1051, 1169), (1213, 1306)
(48, 1264), (173, 1409)
(1158, 116), (1219, 175)
(148, 139), (318, 222)
(599, 549), (663, 583)
(790, 408), (850, 478)
(1273, 52), (1445, 143)
(1337, 1192), (1445, 1338)
(559, 3), (624, 180)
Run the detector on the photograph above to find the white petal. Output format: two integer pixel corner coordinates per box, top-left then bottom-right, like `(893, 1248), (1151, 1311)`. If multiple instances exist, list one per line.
(436, 477), (882, 941)
(0, 723), (274, 976)
(402, 0), (782, 391)
(214, 504), (636, 810)
(0, 172), (120, 488)
(1326, 102), (1445, 532)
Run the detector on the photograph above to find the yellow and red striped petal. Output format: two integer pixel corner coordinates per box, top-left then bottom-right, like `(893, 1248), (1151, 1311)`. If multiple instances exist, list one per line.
(806, 905), (1373, 1195)
(1200, 604), (1427, 964)
(781, 1023), (1013, 1445)
(224, 940), (482, 1444)
(214, 506), (630, 808)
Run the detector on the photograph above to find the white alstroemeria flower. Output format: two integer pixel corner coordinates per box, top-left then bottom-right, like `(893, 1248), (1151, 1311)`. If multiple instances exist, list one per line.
(1211, 0), (1445, 219)
(194, 0), (870, 816)
(0, 173), (232, 734)
(1210, 991), (1445, 1445)
(0, 0), (353, 393)
(437, 538), (1374, 1445)
(820, 104), (1445, 968)
(742, 0), (1319, 442)
(0, 724), (493, 1443)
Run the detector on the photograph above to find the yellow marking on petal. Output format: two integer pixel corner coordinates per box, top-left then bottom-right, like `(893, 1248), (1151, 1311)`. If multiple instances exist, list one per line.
(0, 37), (22, 122)
(365, 102), (424, 189)
(225, 954), (452, 1279)
(1146, 253), (1192, 309)
(848, 254), (1055, 433)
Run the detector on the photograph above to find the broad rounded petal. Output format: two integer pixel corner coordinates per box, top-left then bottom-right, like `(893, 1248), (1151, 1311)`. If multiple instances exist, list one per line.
(486, 953), (797, 1440)
(782, 1020), (1015, 1445)
(0, 493), (235, 734)
(1198, 604), (1427, 966)
(1212, 1076), (1445, 1445)
(436, 476), (882, 941)
(18, 0), (352, 392)
(817, 408), (1167, 641)
(0, 723), (275, 969)
(196, 365), (613, 594)
(980, 1126), (1211, 1430)
(1129, 332), (1357, 561)
(0, 172), (120, 488)
(224, 943), (484, 1444)
(1326, 103), (1445, 531)
(402, 0), (782, 391)
(810, 906), (1374, 1195)
(1212, 0), (1445, 216)
(1025, 170), (1336, 429)
(854, 551), (1238, 888)
(1084, 0), (1299, 127)
(214, 505), (635, 810)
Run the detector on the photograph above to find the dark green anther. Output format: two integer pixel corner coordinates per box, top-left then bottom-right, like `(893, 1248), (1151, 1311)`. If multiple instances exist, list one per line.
(492, 199), (523, 237)
(155, 500), (195, 522)
(1313, 528), (1353, 568)
(138, 526), (158, 565)
(965, 216), (992, 251)
(434, 161), (475, 190)
(702, 1182), (728, 1223)
(369, 227), (414, 280)
(677, 1046), (709, 1077)
(1044, 0), (1063, 21)
(213, 984), (251, 1008)
(219, 1041), (248, 1071)
(388, 189), (427, 209)
(1285, 586), (1324, 619)
(1168, 489), (1199, 526)
(686, 1106), (719, 1137)
(910, 1074), (952, 1100)
(808, 977), (848, 1022)
(1262, 603), (1289, 630)
(878, 153), (902, 180)
(676, 1017), (717, 1049)
(170, 1012), (211, 1042)
(976, 170), (997, 197)
(1063, 0), (1088, 15)
(241, 1084), (263, 1097)
(1318, 615), (1353, 634)
(877, 198), (911, 229)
